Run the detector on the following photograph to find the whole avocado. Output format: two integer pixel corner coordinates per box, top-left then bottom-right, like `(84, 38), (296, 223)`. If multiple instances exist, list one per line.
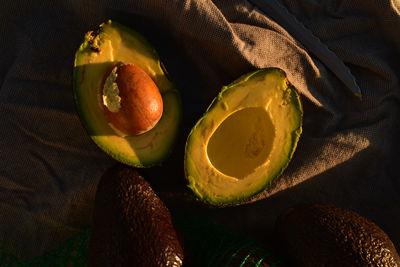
(89, 164), (184, 267)
(275, 203), (400, 267)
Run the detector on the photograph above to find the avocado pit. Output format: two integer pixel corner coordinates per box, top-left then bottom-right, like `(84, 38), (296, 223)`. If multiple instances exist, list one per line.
(102, 63), (163, 136)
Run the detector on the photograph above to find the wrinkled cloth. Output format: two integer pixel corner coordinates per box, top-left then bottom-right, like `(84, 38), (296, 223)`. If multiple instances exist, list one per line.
(1, 0), (400, 260)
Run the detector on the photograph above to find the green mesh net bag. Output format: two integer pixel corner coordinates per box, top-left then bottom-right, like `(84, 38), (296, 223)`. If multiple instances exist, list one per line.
(1, 215), (282, 267)
(0, 228), (90, 267)
(174, 213), (283, 267)
(0, 248), (20, 267)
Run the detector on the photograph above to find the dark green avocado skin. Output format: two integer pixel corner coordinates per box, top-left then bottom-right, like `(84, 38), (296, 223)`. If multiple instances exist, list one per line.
(89, 164), (184, 267)
(275, 203), (400, 267)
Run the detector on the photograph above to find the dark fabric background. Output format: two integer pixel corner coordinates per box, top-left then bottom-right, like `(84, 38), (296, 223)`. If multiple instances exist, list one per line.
(1, 0), (400, 261)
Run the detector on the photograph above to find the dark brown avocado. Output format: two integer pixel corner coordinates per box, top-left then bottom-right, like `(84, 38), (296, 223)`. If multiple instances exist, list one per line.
(89, 164), (184, 267)
(275, 203), (400, 267)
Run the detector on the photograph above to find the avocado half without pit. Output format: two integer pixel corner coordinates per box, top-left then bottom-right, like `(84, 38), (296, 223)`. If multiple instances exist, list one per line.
(184, 69), (302, 205)
(73, 20), (181, 167)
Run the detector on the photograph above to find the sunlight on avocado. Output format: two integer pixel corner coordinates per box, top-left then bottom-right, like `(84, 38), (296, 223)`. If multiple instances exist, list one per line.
(206, 107), (275, 179)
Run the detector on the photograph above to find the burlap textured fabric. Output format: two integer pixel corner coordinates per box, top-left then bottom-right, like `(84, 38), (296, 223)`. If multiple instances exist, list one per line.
(1, 0), (399, 260)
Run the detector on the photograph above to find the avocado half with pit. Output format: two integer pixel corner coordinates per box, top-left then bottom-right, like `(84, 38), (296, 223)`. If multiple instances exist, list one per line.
(73, 20), (181, 167)
(184, 69), (302, 205)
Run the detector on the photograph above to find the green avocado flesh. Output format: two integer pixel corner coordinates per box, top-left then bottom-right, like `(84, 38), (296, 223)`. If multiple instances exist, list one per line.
(184, 69), (302, 205)
(73, 20), (181, 167)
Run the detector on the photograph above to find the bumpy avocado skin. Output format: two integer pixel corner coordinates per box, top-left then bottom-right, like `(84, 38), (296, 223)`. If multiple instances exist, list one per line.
(275, 203), (400, 267)
(89, 165), (184, 267)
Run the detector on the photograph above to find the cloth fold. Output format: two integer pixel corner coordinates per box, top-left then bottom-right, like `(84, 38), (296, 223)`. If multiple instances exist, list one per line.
(1, 0), (399, 260)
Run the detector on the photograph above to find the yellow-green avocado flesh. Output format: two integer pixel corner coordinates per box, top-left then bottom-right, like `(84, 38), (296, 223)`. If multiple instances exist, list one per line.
(184, 69), (302, 205)
(73, 20), (182, 167)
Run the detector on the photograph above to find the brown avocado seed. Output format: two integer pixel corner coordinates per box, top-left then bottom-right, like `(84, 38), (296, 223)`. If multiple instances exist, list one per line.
(102, 63), (163, 136)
